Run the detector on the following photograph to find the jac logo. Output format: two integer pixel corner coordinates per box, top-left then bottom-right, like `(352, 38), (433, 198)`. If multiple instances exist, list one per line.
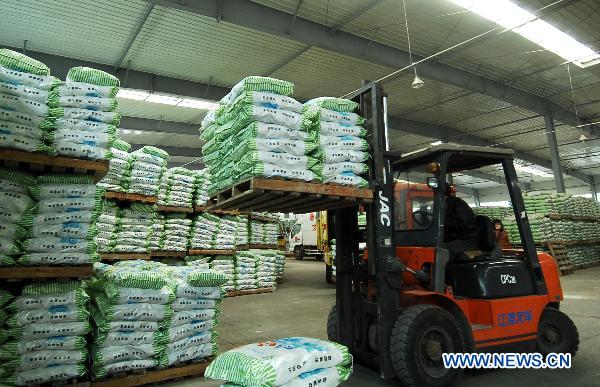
(379, 191), (390, 226)
(500, 274), (516, 284)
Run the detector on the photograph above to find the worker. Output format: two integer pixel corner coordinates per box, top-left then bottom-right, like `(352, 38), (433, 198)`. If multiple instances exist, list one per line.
(492, 219), (511, 250)
(443, 183), (480, 261)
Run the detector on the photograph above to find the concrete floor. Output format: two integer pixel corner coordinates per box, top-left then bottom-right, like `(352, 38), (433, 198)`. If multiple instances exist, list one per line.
(167, 259), (600, 387)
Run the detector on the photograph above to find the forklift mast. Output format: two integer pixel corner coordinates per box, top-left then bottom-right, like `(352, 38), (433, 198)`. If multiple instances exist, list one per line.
(333, 82), (399, 378)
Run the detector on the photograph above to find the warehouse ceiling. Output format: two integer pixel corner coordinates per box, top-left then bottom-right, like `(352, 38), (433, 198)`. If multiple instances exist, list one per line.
(1, 0), (599, 193)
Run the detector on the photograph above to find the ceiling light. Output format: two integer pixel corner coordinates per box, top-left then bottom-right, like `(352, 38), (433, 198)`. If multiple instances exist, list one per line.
(430, 141), (443, 146)
(412, 73), (425, 89)
(178, 98), (219, 110)
(145, 93), (182, 105)
(448, 0), (600, 67)
(116, 88), (150, 101)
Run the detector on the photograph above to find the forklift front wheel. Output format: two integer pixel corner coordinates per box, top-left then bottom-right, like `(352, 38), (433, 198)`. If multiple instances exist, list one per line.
(537, 307), (579, 357)
(390, 304), (465, 387)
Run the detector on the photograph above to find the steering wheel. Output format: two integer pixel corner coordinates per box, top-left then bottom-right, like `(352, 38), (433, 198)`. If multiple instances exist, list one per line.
(413, 209), (433, 227)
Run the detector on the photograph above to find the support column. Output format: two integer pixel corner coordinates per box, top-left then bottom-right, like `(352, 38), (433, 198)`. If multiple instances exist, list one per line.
(474, 189), (481, 207)
(544, 114), (566, 193)
(591, 176), (598, 202)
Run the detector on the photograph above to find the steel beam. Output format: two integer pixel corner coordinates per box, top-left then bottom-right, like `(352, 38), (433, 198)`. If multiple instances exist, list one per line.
(544, 115), (566, 193)
(120, 117), (199, 136)
(286, 0), (304, 34)
(390, 117), (591, 184)
(473, 189), (481, 207)
(114, 3), (155, 71)
(147, 0), (600, 138)
(591, 176), (598, 202)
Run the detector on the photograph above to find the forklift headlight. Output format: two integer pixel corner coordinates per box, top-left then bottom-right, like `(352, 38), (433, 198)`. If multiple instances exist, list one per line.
(427, 177), (439, 189)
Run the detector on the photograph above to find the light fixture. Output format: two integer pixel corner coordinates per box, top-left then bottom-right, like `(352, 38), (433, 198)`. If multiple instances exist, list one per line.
(145, 93), (182, 105)
(412, 73), (425, 89)
(116, 88), (150, 101)
(178, 98), (219, 110)
(430, 140), (443, 146)
(448, 0), (600, 67)
(116, 88), (217, 110)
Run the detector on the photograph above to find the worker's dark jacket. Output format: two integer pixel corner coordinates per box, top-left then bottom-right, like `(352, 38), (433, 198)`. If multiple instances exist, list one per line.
(444, 196), (478, 242)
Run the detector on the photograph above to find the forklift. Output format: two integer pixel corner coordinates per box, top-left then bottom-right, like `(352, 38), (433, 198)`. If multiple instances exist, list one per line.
(327, 83), (579, 387)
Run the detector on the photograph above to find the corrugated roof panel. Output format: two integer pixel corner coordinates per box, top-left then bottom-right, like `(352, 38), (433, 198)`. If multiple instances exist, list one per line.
(271, 46), (394, 101)
(126, 6), (307, 86)
(0, 0), (147, 65)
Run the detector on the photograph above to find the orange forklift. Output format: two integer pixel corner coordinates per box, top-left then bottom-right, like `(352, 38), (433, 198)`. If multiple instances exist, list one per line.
(326, 83), (579, 387)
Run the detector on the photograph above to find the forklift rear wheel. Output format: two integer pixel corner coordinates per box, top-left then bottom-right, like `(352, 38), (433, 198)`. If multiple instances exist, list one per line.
(294, 246), (304, 260)
(537, 307), (579, 357)
(390, 305), (465, 387)
(327, 305), (337, 342)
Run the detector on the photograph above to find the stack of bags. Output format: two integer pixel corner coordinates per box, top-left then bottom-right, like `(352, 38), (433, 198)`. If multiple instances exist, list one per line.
(215, 216), (237, 250)
(184, 255), (210, 268)
(193, 169), (211, 207)
(158, 167), (195, 208)
(473, 206), (513, 220)
(161, 213), (192, 252)
(209, 256), (235, 292)
(205, 337), (352, 387)
(0, 49), (57, 154)
(275, 250), (286, 279)
(89, 261), (172, 377)
(264, 222), (279, 245)
(234, 215), (249, 248)
(249, 220), (264, 245)
(126, 146), (169, 197)
(0, 281), (90, 385)
(0, 289), (12, 381)
(567, 245), (600, 267)
(190, 212), (220, 250)
(97, 139), (132, 192)
(114, 203), (157, 253)
(50, 66), (120, 160)
(200, 76), (320, 194)
(94, 199), (121, 253)
(161, 265), (226, 366)
(234, 251), (258, 291)
(21, 174), (100, 266)
(304, 97), (369, 188)
(0, 168), (37, 266)
(254, 249), (278, 288)
(149, 213), (165, 252)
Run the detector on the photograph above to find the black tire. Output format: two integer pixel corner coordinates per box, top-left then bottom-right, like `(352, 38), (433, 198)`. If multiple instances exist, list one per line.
(325, 264), (334, 284)
(293, 246), (304, 260)
(327, 305), (337, 342)
(537, 307), (579, 357)
(390, 305), (465, 387)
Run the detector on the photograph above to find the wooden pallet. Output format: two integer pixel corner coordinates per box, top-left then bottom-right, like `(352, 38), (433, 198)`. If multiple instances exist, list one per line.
(150, 251), (187, 258)
(546, 214), (599, 222)
(103, 191), (157, 204)
(91, 358), (212, 387)
(100, 253), (150, 261)
(248, 243), (279, 250)
(188, 249), (236, 256)
(157, 205), (194, 213)
(546, 242), (574, 275)
(236, 244), (249, 251)
(574, 261), (600, 270)
(208, 177), (373, 213)
(249, 213), (280, 223)
(0, 266), (93, 280)
(0, 149), (108, 182)
(227, 287), (275, 297)
(194, 205), (240, 215)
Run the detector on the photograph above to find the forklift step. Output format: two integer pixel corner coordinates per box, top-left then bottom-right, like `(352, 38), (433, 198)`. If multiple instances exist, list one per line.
(471, 324), (493, 331)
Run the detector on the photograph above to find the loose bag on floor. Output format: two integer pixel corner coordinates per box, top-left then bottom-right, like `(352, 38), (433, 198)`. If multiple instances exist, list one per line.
(205, 337), (351, 387)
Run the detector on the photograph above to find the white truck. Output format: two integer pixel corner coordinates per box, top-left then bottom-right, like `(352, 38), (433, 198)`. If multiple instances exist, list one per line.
(287, 212), (327, 261)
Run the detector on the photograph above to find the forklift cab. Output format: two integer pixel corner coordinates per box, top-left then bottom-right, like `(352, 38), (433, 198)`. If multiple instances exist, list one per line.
(391, 144), (540, 299)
